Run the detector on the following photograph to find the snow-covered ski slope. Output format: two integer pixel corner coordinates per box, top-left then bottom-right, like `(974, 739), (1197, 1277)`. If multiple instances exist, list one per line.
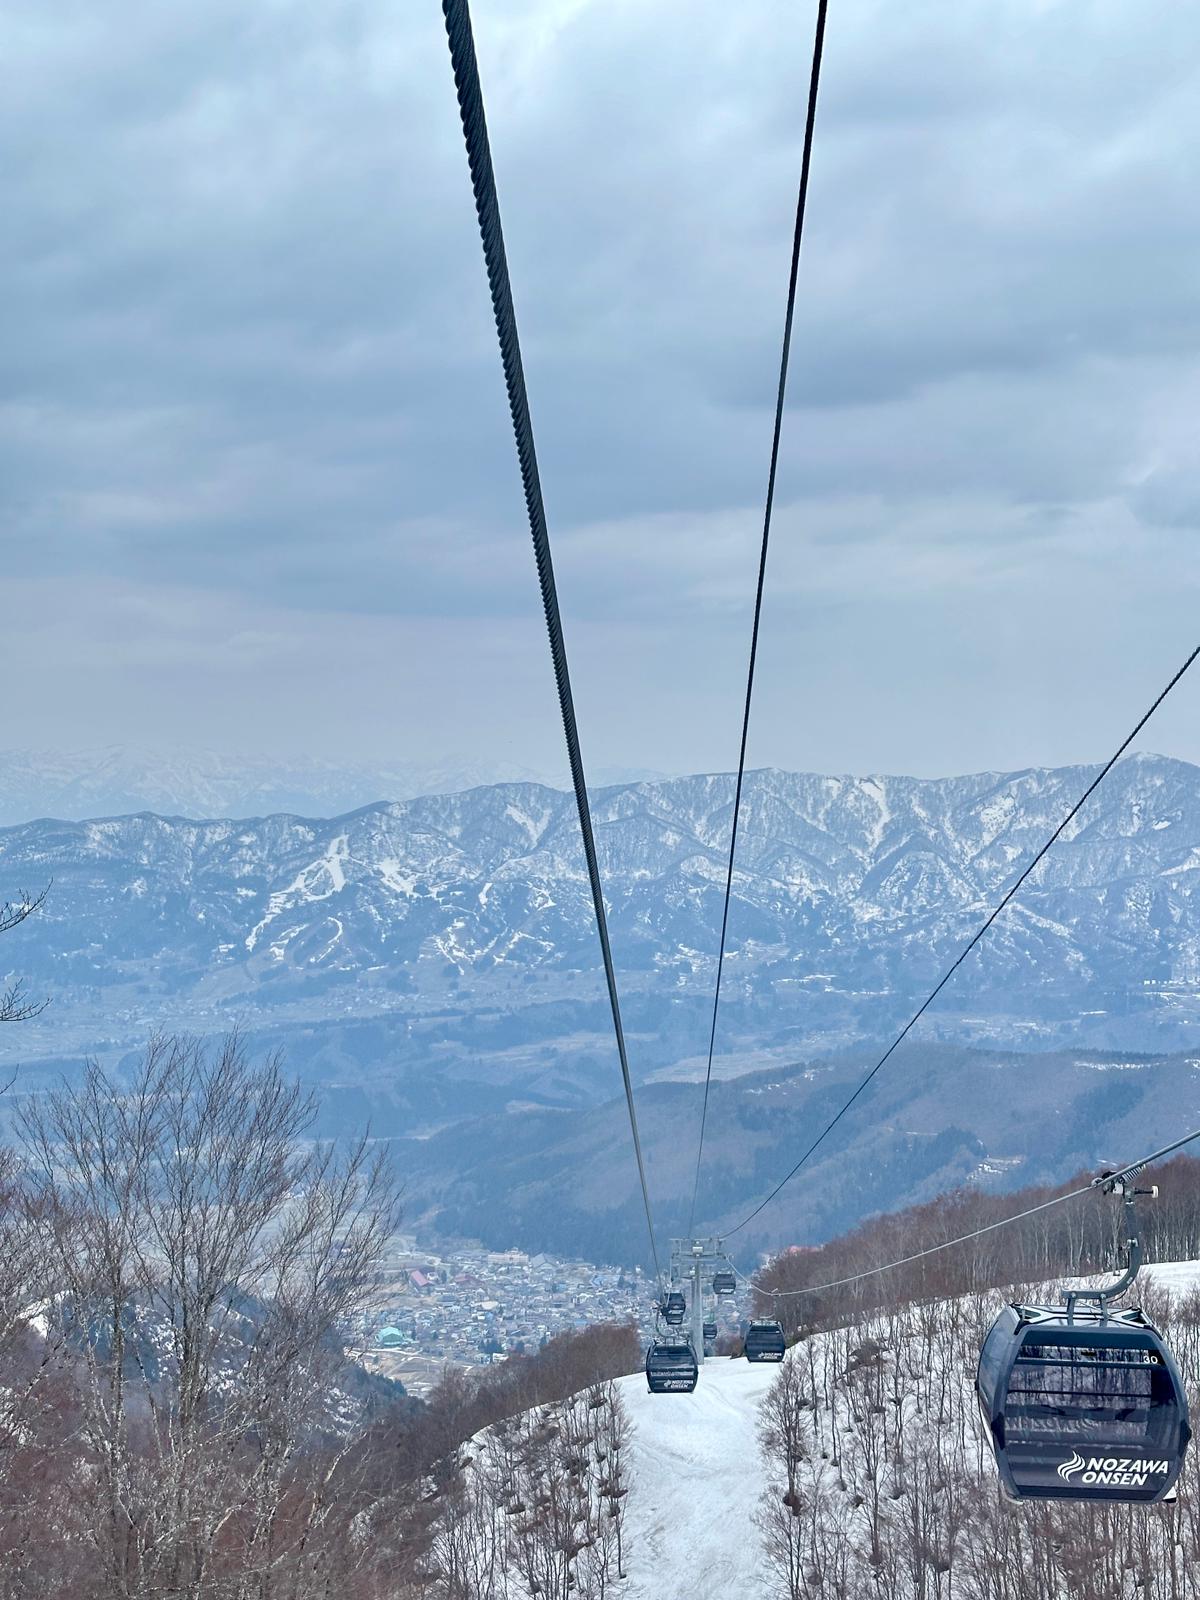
(620, 1355), (779, 1599)
(617, 1263), (1200, 1600)
(1137, 1261), (1200, 1298)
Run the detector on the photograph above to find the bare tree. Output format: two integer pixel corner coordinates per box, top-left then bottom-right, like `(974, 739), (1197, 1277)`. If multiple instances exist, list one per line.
(0, 889), (48, 1024)
(0, 1020), (643, 1599)
(414, 1378), (637, 1600)
(19, 1031), (398, 1600)
(591, 1380), (631, 1586)
(759, 1354), (816, 1513)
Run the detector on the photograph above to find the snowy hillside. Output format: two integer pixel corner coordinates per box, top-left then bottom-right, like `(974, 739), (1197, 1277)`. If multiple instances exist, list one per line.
(617, 1261), (1200, 1599)
(620, 1357), (780, 1598)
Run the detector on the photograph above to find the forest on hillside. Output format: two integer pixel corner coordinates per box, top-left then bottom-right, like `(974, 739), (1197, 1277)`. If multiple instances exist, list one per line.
(757, 1278), (1200, 1600)
(750, 1156), (1200, 1599)
(753, 1154), (1200, 1335)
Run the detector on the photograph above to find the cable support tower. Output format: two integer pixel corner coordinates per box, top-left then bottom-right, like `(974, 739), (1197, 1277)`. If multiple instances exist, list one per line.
(737, 1123), (1200, 1300)
(666, 1235), (735, 1365)
(688, 0), (830, 1235)
(442, 0), (663, 1285)
(726, 642), (1200, 1238)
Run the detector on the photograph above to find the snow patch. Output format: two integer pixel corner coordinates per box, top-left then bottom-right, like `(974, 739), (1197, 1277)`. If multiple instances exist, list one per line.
(977, 791), (1016, 845)
(309, 916), (345, 964)
(1075, 1059), (1150, 1072)
(377, 858), (419, 896)
(858, 777), (891, 850)
(245, 835), (350, 951)
(504, 801), (550, 845)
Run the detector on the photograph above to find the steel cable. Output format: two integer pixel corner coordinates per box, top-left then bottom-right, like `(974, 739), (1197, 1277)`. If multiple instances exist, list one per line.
(689, 0), (831, 1234)
(442, 0), (663, 1284)
(739, 1122), (1200, 1299)
(727, 642), (1200, 1237)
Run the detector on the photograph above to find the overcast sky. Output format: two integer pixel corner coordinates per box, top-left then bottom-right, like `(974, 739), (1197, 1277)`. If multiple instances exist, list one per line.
(4, 0), (1199, 782)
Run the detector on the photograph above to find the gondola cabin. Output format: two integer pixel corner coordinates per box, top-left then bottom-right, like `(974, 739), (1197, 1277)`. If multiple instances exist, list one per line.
(745, 1318), (787, 1363)
(703, 1319), (718, 1342)
(976, 1304), (1190, 1502)
(662, 1291), (687, 1326)
(712, 1270), (737, 1297)
(646, 1336), (699, 1394)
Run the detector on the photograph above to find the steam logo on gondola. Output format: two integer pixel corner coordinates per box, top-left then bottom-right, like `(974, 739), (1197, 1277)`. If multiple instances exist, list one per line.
(1057, 1453), (1171, 1487)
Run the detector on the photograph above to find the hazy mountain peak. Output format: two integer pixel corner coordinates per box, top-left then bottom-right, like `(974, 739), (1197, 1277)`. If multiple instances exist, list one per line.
(0, 745), (553, 825)
(0, 746), (679, 826)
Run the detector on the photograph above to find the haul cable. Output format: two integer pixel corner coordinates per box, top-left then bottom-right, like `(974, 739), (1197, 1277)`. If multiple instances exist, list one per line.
(688, 0), (831, 1235)
(442, 0), (663, 1284)
(739, 1122), (1200, 1299)
(727, 642), (1200, 1237)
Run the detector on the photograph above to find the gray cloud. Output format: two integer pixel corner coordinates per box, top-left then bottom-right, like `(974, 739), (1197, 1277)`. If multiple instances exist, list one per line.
(3, 0), (1199, 780)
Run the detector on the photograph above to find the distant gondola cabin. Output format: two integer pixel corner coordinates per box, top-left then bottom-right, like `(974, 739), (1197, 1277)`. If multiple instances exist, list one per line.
(646, 1337), (699, 1394)
(662, 1291), (687, 1326)
(745, 1319), (786, 1362)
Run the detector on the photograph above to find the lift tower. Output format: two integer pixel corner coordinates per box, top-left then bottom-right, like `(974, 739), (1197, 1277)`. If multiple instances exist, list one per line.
(669, 1236), (730, 1364)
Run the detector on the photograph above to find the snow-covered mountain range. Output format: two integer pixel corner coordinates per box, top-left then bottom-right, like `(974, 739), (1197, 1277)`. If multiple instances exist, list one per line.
(2, 753), (1199, 1257)
(2, 754), (1198, 1057)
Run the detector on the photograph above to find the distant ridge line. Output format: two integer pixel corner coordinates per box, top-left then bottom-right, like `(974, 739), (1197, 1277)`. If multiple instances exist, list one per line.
(0, 748), (1191, 828)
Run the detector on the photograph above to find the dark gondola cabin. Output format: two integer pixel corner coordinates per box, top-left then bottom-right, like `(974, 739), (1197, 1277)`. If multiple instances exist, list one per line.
(976, 1304), (1191, 1502)
(745, 1318), (787, 1362)
(703, 1319), (718, 1342)
(646, 1337), (699, 1394)
(662, 1291), (687, 1326)
(712, 1270), (737, 1297)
